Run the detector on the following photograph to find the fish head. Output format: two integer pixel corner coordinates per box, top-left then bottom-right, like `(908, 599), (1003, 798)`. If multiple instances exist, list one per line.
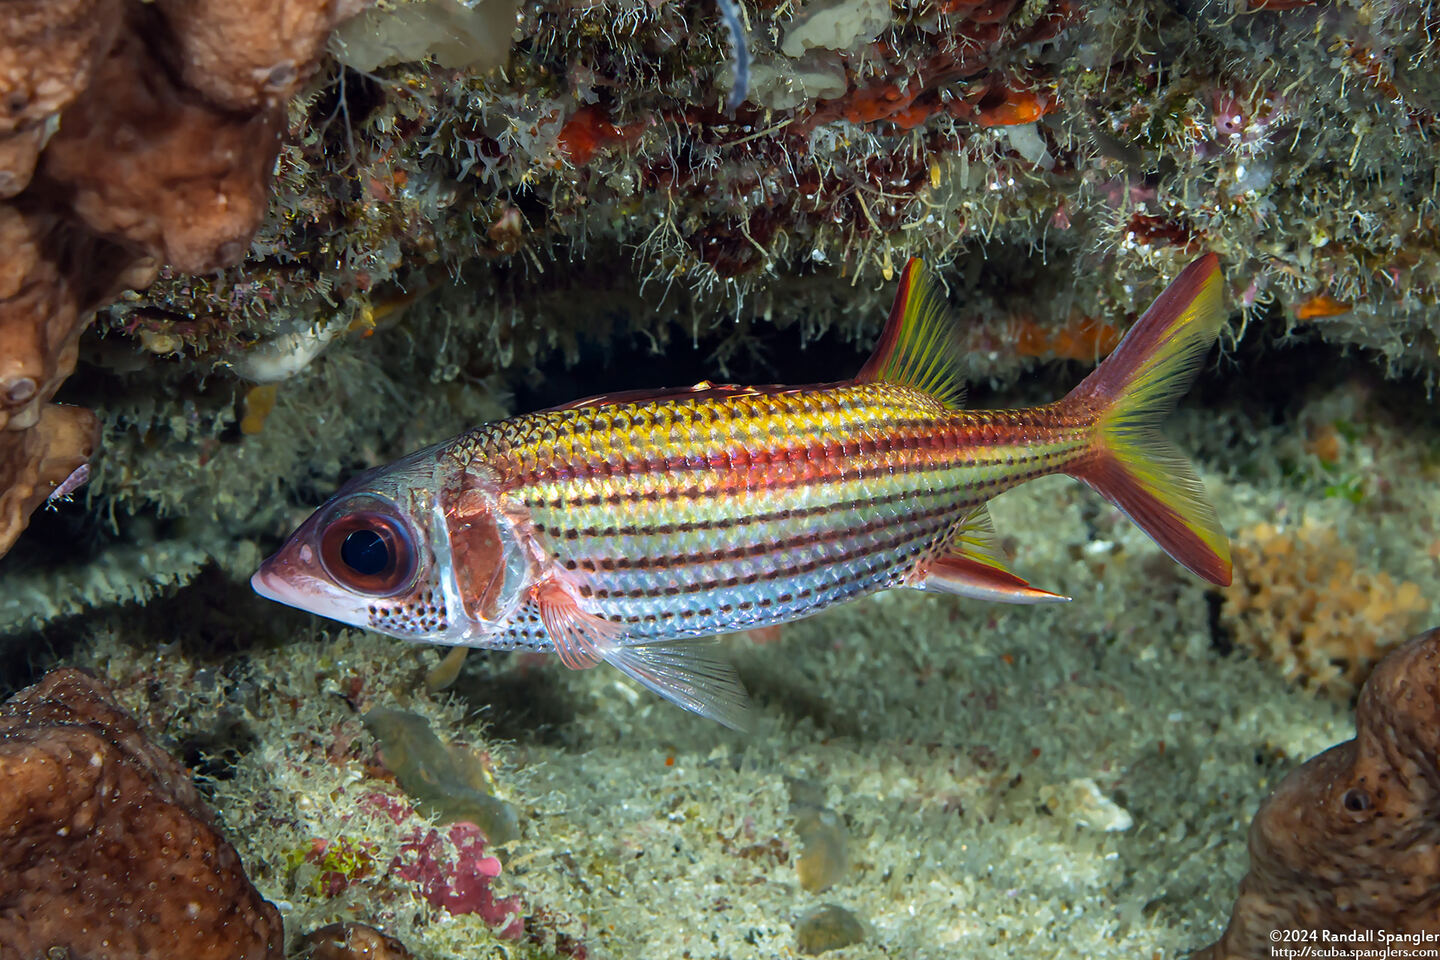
(251, 443), (533, 643)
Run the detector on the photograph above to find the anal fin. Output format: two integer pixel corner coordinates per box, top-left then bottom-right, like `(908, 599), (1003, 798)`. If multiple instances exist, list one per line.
(914, 505), (1070, 604)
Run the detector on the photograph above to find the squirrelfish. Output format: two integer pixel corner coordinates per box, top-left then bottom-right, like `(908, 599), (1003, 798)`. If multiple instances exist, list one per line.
(252, 256), (1231, 728)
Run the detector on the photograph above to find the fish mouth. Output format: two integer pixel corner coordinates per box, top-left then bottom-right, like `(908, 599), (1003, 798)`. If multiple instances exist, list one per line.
(249, 552), (324, 613)
(251, 545), (364, 627)
(250, 564), (300, 607)
(250, 560), (374, 630)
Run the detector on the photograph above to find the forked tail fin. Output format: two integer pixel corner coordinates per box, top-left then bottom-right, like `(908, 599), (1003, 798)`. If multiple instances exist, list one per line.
(1064, 254), (1232, 586)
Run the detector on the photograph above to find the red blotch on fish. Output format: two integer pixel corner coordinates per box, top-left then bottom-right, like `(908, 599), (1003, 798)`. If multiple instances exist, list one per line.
(744, 624), (785, 645)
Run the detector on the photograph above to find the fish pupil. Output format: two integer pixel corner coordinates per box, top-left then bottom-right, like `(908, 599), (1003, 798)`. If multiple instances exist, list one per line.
(341, 528), (390, 575)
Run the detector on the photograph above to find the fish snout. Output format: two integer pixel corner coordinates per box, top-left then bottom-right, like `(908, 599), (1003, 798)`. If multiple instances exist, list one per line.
(250, 538), (325, 609)
(250, 553), (303, 607)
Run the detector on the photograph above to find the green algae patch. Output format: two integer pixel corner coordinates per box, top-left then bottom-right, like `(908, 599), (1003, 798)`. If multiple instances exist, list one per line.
(789, 777), (849, 893)
(363, 707), (519, 845)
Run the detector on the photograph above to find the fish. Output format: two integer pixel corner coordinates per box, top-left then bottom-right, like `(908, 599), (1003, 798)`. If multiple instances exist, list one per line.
(252, 255), (1231, 729)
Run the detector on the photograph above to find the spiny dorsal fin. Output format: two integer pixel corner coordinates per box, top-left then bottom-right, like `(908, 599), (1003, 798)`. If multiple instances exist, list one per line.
(913, 505), (1069, 604)
(854, 258), (965, 408)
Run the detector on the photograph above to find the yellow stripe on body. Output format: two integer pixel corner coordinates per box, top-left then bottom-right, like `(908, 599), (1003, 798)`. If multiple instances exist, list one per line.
(456, 383), (1094, 638)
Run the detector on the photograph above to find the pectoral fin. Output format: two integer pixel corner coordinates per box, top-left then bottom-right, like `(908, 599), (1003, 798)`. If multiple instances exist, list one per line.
(534, 578), (618, 670)
(913, 505), (1070, 604)
(603, 638), (751, 732)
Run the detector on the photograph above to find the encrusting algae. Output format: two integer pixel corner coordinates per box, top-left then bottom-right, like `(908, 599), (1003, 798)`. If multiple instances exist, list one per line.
(1222, 521), (1429, 697)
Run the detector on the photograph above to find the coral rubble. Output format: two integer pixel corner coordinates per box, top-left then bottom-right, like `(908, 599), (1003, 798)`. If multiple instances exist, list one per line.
(296, 922), (415, 960)
(795, 903), (866, 955)
(0, 0), (359, 557)
(1195, 628), (1440, 959)
(0, 667), (282, 959)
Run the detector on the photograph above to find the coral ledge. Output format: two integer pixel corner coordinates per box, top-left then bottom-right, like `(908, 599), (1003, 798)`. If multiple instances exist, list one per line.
(0, 668), (282, 960)
(0, 0), (361, 557)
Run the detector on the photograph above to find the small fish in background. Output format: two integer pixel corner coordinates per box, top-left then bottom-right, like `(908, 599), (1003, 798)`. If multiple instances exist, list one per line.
(253, 256), (1232, 729)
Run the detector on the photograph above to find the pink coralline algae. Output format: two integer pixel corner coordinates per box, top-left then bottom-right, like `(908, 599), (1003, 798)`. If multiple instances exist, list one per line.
(396, 821), (523, 936)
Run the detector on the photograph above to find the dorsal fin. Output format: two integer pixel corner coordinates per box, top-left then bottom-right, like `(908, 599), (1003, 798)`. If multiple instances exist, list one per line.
(541, 382), (801, 413)
(854, 258), (966, 408)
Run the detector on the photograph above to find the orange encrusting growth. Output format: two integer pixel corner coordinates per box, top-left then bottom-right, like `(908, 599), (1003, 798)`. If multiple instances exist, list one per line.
(1294, 292), (1352, 320)
(1223, 522), (1428, 696)
(1009, 314), (1123, 361)
(970, 85), (1055, 127)
(557, 106), (646, 165)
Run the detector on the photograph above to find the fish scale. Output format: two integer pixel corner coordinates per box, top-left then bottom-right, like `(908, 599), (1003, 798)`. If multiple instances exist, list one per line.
(463, 383), (1093, 644)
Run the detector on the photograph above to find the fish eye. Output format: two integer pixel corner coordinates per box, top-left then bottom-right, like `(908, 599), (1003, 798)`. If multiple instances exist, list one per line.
(340, 528), (389, 575)
(319, 508), (417, 596)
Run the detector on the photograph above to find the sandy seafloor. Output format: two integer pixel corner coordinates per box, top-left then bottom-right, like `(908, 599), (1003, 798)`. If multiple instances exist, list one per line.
(17, 366), (1439, 960)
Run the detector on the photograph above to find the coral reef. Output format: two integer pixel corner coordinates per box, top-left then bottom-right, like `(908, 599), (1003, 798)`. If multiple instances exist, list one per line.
(1221, 520), (1429, 696)
(0, 0), (359, 557)
(5, 0), (1429, 635)
(0, 667), (282, 959)
(5, 2), (1440, 958)
(1194, 627), (1440, 959)
(18, 366), (1439, 958)
(70, 621), (586, 957)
